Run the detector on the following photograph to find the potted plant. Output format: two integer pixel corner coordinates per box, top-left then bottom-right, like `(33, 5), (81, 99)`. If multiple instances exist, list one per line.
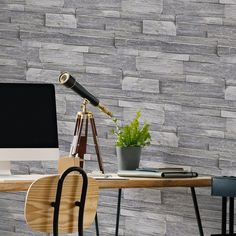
(110, 111), (151, 170)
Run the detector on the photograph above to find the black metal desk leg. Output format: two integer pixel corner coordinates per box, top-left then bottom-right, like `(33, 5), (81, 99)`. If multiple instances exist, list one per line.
(191, 187), (204, 236)
(115, 188), (122, 236)
(95, 213), (99, 236)
(222, 197), (227, 235)
(229, 197), (234, 234)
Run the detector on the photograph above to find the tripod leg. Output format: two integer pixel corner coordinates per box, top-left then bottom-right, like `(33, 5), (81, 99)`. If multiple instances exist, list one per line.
(90, 117), (104, 173)
(70, 116), (84, 157)
(89, 116), (103, 236)
(77, 116), (88, 168)
(73, 116), (81, 135)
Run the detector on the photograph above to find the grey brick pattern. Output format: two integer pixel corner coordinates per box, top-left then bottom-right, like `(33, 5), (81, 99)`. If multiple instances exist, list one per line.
(0, 0), (235, 235)
(46, 13), (77, 28)
(143, 20), (176, 36)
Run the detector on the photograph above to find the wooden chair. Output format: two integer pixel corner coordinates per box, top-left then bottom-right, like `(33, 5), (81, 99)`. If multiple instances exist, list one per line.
(211, 176), (236, 236)
(24, 166), (99, 236)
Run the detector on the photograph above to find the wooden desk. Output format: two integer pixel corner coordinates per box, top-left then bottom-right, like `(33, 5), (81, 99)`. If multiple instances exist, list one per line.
(0, 175), (211, 236)
(97, 175), (211, 188)
(0, 175), (211, 191)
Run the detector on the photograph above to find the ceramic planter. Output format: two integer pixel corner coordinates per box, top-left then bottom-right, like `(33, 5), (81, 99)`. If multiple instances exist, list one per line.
(116, 146), (142, 170)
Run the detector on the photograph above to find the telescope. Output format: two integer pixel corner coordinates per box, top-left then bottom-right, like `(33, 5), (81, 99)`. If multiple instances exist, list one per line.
(59, 72), (113, 117)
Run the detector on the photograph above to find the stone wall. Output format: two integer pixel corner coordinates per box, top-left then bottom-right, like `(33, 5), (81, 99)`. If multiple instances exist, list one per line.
(0, 0), (235, 235)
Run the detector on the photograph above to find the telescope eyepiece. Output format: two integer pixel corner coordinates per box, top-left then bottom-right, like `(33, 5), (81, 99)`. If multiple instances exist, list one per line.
(59, 72), (76, 88)
(59, 72), (70, 84)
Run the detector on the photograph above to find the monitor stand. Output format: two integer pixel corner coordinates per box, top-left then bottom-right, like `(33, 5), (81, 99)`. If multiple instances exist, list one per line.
(0, 161), (11, 175)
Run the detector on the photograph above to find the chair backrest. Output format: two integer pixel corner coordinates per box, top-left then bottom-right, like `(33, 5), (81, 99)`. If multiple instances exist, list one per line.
(24, 168), (99, 234)
(211, 176), (236, 236)
(212, 176), (236, 197)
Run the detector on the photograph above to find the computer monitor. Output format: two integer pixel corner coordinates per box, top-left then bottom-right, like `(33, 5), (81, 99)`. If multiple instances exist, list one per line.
(0, 83), (59, 174)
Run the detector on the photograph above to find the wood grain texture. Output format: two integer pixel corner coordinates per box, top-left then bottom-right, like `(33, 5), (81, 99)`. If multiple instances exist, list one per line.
(0, 175), (211, 192)
(24, 175), (99, 234)
(96, 176), (212, 188)
(58, 157), (82, 174)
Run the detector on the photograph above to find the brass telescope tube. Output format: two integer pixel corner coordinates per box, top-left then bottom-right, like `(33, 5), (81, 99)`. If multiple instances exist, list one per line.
(59, 72), (113, 117)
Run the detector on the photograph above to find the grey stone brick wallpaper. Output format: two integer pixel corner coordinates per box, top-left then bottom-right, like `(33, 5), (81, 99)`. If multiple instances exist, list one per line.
(0, 0), (235, 235)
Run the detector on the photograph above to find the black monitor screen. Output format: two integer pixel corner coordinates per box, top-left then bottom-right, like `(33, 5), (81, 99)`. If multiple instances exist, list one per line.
(0, 83), (58, 148)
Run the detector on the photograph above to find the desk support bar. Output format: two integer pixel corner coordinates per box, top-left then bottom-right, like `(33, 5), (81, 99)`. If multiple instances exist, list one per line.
(115, 188), (122, 236)
(191, 187), (204, 236)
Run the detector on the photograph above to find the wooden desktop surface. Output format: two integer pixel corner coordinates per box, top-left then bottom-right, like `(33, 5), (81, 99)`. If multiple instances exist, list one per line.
(0, 174), (212, 192)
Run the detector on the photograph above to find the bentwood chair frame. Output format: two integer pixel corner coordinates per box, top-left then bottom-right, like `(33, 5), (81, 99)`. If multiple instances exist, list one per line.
(24, 166), (99, 236)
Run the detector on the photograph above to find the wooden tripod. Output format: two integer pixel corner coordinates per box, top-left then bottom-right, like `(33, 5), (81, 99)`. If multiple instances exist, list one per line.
(57, 99), (103, 236)
(69, 99), (104, 174)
